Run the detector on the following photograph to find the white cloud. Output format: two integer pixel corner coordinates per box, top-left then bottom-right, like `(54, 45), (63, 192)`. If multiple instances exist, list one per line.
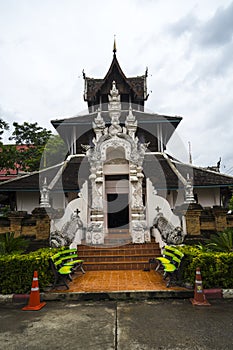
(0, 0), (232, 172)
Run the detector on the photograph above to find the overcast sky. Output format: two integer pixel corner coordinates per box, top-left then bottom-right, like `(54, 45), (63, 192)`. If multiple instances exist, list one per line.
(0, 0), (233, 174)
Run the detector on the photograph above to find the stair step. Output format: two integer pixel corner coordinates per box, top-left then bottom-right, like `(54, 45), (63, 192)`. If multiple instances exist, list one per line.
(83, 260), (151, 271)
(78, 246), (160, 254)
(81, 234), (132, 247)
(78, 243), (159, 251)
(77, 241), (161, 271)
(81, 253), (156, 262)
(80, 240), (132, 247)
(108, 229), (129, 233)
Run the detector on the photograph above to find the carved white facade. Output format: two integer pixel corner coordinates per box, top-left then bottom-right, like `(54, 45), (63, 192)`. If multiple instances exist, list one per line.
(49, 80), (187, 247)
(47, 78), (188, 247)
(82, 81), (150, 244)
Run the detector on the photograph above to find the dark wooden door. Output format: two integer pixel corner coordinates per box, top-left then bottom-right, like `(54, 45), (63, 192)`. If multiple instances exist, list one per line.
(107, 193), (129, 229)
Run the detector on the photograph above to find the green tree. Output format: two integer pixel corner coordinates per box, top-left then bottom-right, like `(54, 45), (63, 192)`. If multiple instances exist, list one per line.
(8, 122), (52, 172)
(0, 121), (67, 172)
(0, 118), (15, 171)
(0, 118), (9, 143)
(0, 144), (17, 171)
(9, 122), (52, 145)
(41, 134), (67, 168)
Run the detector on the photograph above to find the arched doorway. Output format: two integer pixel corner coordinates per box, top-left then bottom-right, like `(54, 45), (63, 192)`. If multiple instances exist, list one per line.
(105, 174), (129, 229)
(103, 152), (130, 232)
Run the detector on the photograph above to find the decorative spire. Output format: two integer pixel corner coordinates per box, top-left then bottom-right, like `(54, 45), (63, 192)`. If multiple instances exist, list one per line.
(108, 81), (122, 135)
(125, 107), (137, 139)
(113, 35), (117, 55)
(184, 173), (196, 204)
(108, 81), (121, 113)
(40, 177), (51, 208)
(93, 108), (105, 141)
(188, 141), (192, 164)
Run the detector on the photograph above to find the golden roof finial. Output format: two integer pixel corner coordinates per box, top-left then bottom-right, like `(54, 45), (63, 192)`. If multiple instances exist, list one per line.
(113, 35), (117, 55)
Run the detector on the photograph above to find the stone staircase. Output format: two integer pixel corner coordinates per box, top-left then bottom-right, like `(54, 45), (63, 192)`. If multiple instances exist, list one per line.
(78, 232), (161, 271)
(104, 228), (132, 246)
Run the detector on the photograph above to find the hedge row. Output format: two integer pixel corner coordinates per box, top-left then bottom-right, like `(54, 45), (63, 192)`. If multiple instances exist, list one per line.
(178, 246), (233, 289)
(0, 248), (59, 294)
(0, 246), (233, 294)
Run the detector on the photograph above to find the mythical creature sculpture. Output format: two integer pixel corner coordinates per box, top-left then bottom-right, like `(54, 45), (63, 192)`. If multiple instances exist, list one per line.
(50, 210), (83, 247)
(153, 213), (184, 245)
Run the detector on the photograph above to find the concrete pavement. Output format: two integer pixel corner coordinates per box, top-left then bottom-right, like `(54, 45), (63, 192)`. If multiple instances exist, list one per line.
(0, 287), (232, 304)
(0, 299), (233, 350)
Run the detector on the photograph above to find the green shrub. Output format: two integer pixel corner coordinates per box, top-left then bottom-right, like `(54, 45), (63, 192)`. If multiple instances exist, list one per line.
(229, 195), (233, 211)
(178, 245), (233, 289)
(0, 232), (29, 255)
(206, 229), (233, 252)
(0, 247), (58, 294)
(0, 205), (10, 217)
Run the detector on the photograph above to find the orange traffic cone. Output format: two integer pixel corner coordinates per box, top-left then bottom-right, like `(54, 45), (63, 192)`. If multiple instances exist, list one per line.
(22, 271), (46, 311)
(190, 267), (211, 306)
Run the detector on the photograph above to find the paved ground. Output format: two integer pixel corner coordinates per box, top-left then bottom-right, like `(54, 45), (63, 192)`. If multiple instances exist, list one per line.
(52, 270), (186, 292)
(0, 299), (232, 350)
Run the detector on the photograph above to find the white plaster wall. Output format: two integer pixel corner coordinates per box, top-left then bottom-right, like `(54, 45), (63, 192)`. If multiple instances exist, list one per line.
(157, 189), (182, 209)
(146, 179), (181, 228)
(103, 164), (129, 175)
(16, 191), (66, 213)
(195, 188), (220, 207)
(148, 187), (220, 209)
(166, 188), (220, 208)
(50, 181), (88, 232)
(172, 190), (186, 207)
(16, 192), (39, 213)
(50, 192), (66, 209)
(166, 191), (174, 209)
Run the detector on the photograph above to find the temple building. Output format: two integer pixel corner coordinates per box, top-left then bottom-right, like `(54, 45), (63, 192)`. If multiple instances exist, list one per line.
(0, 44), (233, 247)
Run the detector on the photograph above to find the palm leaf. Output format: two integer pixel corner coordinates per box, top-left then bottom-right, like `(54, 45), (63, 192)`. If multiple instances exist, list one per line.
(207, 229), (233, 252)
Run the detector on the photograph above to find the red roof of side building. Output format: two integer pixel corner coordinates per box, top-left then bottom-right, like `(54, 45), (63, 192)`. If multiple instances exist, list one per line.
(0, 168), (19, 181)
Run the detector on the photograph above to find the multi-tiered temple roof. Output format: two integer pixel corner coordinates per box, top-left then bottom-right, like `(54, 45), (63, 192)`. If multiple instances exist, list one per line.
(83, 44), (148, 112)
(51, 45), (182, 154)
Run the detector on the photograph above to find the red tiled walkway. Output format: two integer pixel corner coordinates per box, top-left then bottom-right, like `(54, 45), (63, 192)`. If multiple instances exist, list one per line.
(51, 270), (186, 293)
